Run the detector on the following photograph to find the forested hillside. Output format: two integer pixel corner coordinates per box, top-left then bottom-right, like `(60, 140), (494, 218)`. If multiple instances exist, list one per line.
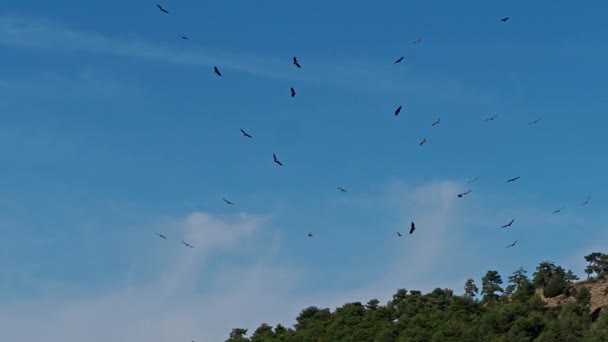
(225, 252), (608, 341)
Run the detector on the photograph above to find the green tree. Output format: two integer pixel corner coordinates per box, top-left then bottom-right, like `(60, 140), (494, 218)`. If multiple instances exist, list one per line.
(481, 270), (503, 302)
(464, 278), (479, 299)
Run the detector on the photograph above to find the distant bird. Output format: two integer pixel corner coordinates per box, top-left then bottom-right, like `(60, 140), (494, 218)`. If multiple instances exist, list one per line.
(553, 208), (563, 214)
(213, 66), (222, 76)
(394, 56), (405, 64)
(409, 222), (416, 234)
(528, 118), (542, 125)
(467, 176), (480, 184)
(506, 240), (518, 248)
(290, 87), (296, 97)
(293, 57), (301, 68)
(181, 35), (189, 40)
(181, 240), (194, 248)
(397, 232), (402, 237)
(432, 118), (441, 126)
(484, 115), (499, 122)
(582, 196), (591, 206)
(337, 186), (347, 192)
(419, 138), (427, 146)
(223, 198), (236, 205)
(154, 233), (166, 240)
(157, 4), (169, 13)
(413, 38), (421, 44)
(307, 232), (313, 237)
(506, 176), (520, 183)
(502, 219), (515, 228)
(394, 106), (402, 116)
(458, 190), (472, 198)
(500, 17), (510, 22)
(273, 153), (283, 166)
(240, 128), (253, 138)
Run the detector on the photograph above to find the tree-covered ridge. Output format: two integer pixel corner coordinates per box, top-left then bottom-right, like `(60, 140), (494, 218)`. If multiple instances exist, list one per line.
(225, 253), (608, 341)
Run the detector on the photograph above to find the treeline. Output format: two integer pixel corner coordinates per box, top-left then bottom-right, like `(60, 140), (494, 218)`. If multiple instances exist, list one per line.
(224, 252), (608, 341)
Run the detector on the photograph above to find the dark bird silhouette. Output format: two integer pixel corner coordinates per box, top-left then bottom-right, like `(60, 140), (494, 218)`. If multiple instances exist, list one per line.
(409, 222), (416, 234)
(528, 118), (542, 125)
(290, 87), (296, 97)
(419, 138), (427, 146)
(155, 233), (166, 240)
(394, 56), (404, 64)
(273, 153), (283, 166)
(223, 198), (236, 205)
(337, 186), (347, 192)
(307, 232), (313, 237)
(467, 176), (480, 184)
(413, 38), (421, 44)
(397, 232), (402, 237)
(506, 240), (518, 248)
(240, 128), (252, 138)
(582, 196), (591, 206)
(157, 4), (169, 13)
(394, 106), (402, 116)
(484, 114), (499, 122)
(432, 118), (441, 126)
(293, 57), (301, 68)
(502, 219), (515, 228)
(506, 176), (520, 183)
(553, 208), (563, 214)
(213, 66), (222, 76)
(181, 240), (194, 248)
(181, 35), (189, 40)
(501, 17), (510, 22)
(458, 190), (472, 198)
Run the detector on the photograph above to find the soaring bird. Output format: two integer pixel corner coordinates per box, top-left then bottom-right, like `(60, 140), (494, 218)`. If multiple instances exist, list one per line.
(506, 240), (518, 248)
(582, 196), (591, 206)
(506, 176), (520, 183)
(307, 232), (313, 237)
(528, 118), (542, 125)
(502, 219), (515, 228)
(394, 106), (402, 116)
(413, 38), (421, 44)
(409, 222), (416, 234)
(181, 35), (189, 40)
(157, 4), (170, 13)
(223, 198), (236, 205)
(394, 56), (404, 64)
(397, 232), (402, 237)
(240, 128), (253, 138)
(500, 17), (510, 22)
(467, 176), (480, 184)
(213, 66), (222, 76)
(181, 240), (194, 248)
(484, 115), (499, 122)
(155, 233), (166, 240)
(458, 190), (472, 198)
(419, 138), (427, 146)
(290, 87), (296, 97)
(337, 186), (347, 192)
(293, 57), (301, 68)
(553, 207), (563, 214)
(432, 118), (441, 126)
(273, 153), (283, 166)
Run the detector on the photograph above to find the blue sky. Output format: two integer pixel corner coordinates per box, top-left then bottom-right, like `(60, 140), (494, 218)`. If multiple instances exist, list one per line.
(1, 0), (608, 340)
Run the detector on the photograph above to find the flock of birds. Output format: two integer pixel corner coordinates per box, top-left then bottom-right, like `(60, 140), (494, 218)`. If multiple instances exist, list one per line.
(147, 5), (592, 251)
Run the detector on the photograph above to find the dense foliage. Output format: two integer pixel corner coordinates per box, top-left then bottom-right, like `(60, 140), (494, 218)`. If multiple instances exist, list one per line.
(225, 253), (608, 341)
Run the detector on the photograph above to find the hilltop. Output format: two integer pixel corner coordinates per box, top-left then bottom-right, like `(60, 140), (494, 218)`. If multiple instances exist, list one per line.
(224, 252), (608, 341)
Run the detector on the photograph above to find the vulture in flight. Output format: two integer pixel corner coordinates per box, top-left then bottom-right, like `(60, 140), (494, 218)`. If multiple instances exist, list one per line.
(223, 198), (236, 205)
(394, 106), (402, 116)
(528, 118), (542, 125)
(157, 4), (169, 13)
(273, 153), (283, 166)
(458, 190), (472, 198)
(394, 56), (404, 64)
(413, 38), (421, 44)
(502, 219), (515, 228)
(290, 87), (296, 97)
(553, 208), (563, 214)
(181, 35), (189, 40)
(506, 176), (520, 183)
(500, 17), (510, 22)
(181, 240), (194, 248)
(293, 57), (301, 68)
(337, 186), (347, 192)
(240, 128), (252, 138)
(397, 232), (402, 237)
(307, 232), (313, 237)
(409, 222), (416, 234)
(582, 196), (591, 206)
(467, 176), (480, 184)
(155, 233), (166, 240)
(213, 66), (222, 76)
(432, 118), (441, 126)
(419, 138), (427, 146)
(506, 240), (518, 248)
(484, 115), (499, 122)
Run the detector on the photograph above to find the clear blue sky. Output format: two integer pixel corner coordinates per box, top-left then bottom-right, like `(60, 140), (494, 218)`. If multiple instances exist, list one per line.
(1, 0), (608, 340)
